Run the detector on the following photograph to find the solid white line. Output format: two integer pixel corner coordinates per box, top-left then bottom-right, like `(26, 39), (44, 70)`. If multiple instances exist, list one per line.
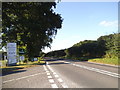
(49, 79), (54, 83)
(58, 78), (63, 83)
(3, 79), (15, 83)
(3, 72), (46, 83)
(43, 65), (47, 71)
(69, 62), (120, 78)
(51, 84), (58, 88)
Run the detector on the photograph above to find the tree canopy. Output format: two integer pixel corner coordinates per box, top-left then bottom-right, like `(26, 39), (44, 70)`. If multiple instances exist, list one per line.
(2, 2), (63, 60)
(45, 33), (119, 60)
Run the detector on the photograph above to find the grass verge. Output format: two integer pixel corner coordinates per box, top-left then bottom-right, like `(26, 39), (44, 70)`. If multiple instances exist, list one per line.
(88, 57), (119, 65)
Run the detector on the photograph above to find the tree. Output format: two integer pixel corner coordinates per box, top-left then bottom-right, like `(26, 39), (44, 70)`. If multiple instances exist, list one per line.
(2, 2), (63, 61)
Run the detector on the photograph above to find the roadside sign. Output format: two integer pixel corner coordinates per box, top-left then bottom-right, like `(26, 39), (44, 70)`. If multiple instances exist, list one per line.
(34, 58), (38, 61)
(7, 43), (17, 65)
(20, 56), (25, 61)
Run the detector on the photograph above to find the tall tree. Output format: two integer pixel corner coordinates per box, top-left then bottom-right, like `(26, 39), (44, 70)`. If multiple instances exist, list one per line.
(2, 2), (63, 61)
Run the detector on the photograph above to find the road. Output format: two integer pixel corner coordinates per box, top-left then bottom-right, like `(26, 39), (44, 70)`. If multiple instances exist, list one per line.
(2, 59), (119, 89)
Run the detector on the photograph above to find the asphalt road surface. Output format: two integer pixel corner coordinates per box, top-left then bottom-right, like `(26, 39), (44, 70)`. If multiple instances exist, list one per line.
(2, 59), (119, 88)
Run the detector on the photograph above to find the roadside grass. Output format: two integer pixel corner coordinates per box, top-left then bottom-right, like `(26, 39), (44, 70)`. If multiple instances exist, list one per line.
(64, 56), (119, 65)
(88, 57), (119, 65)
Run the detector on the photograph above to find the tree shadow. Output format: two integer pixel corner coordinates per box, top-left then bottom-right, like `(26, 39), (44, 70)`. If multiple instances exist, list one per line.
(2, 67), (26, 76)
(48, 62), (69, 65)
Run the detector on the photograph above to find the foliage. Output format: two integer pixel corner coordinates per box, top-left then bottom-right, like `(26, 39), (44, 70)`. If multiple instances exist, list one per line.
(46, 33), (119, 63)
(45, 49), (66, 58)
(65, 40), (106, 59)
(65, 33), (119, 60)
(2, 2), (63, 61)
(97, 33), (120, 58)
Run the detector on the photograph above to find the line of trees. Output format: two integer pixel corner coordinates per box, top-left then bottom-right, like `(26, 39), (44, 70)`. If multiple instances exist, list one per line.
(45, 33), (120, 60)
(2, 2), (63, 61)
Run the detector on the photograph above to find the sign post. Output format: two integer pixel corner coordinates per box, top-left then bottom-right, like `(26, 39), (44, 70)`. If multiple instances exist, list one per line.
(7, 43), (17, 65)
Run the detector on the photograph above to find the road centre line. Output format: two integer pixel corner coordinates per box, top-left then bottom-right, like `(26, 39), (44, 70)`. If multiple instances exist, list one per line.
(46, 71), (49, 73)
(46, 62), (69, 88)
(44, 65), (58, 88)
(64, 61), (119, 78)
(51, 84), (58, 88)
(49, 79), (55, 83)
(48, 76), (52, 79)
(54, 74), (59, 78)
(47, 73), (50, 75)
(53, 72), (57, 75)
(61, 83), (68, 88)
(58, 78), (63, 83)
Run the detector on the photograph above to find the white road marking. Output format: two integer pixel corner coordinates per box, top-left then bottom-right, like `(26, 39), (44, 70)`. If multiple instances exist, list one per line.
(64, 62), (70, 64)
(72, 64), (76, 65)
(43, 65), (47, 71)
(46, 62), (48, 65)
(49, 79), (54, 83)
(58, 78), (63, 83)
(51, 84), (58, 88)
(61, 83), (68, 88)
(48, 76), (52, 79)
(3, 79), (15, 83)
(53, 72), (57, 75)
(54, 75), (59, 78)
(47, 73), (50, 75)
(46, 62), (69, 88)
(44, 64), (58, 88)
(46, 71), (49, 73)
(3, 72), (46, 83)
(66, 61), (120, 78)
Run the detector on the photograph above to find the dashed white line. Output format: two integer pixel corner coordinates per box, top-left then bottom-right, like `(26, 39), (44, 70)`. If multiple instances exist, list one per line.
(61, 83), (68, 88)
(54, 75), (59, 78)
(46, 62), (69, 88)
(46, 71), (49, 73)
(47, 73), (50, 75)
(53, 72), (57, 75)
(44, 65), (58, 88)
(51, 84), (58, 88)
(48, 76), (52, 79)
(49, 79), (54, 83)
(58, 78), (63, 83)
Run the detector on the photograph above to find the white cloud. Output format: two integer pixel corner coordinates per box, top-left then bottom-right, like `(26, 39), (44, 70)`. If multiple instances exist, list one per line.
(99, 20), (118, 27)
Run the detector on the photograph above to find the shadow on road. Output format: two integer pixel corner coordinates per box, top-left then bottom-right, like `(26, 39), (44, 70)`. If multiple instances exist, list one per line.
(48, 62), (69, 65)
(2, 67), (26, 76)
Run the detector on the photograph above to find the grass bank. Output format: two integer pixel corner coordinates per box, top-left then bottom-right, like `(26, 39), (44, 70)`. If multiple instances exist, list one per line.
(88, 58), (119, 65)
(63, 56), (119, 65)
